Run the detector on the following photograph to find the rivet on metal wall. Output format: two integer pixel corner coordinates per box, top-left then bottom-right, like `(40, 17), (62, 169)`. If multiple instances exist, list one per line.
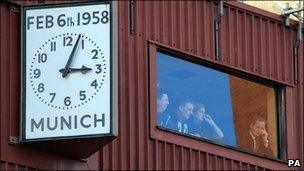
(38, 0), (45, 5)
(9, 136), (19, 145)
(9, 4), (20, 13)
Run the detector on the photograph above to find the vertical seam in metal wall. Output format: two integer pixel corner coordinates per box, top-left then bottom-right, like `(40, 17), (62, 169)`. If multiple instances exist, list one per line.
(202, 1), (206, 57)
(302, 42), (304, 170)
(1, 3), (9, 161)
(266, 20), (270, 77)
(144, 0), (150, 164)
(8, 2), (13, 146)
(251, 15), (255, 73)
(0, 2), (2, 161)
(258, 18), (262, 75)
(222, 156), (226, 170)
(197, 151), (201, 170)
(138, 1), (147, 169)
(159, 1), (164, 44)
(9, 2), (15, 145)
(282, 26), (286, 82)
(128, 2), (134, 168)
(290, 28), (294, 84)
(235, 10), (239, 68)
(227, 7), (231, 65)
(193, 1), (197, 55)
(148, 1), (154, 170)
(274, 23), (278, 80)
(298, 39), (304, 169)
(153, 1), (158, 169)
(134, 0), (139, 169)
(170, 1), (174, 48)
(136, 0), (141, 168)
(185, 1), (189, 52)
(243, 12), (247, 69)
(118, 1), (123, 169)
(190, 149), (193, 170)
(7, 3), (11, 161)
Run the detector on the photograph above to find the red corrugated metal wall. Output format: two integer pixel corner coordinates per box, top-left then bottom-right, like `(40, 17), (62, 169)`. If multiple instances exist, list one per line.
(0, 0), (303, 170)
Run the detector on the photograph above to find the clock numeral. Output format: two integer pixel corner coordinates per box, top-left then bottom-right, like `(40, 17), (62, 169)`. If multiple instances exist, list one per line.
(91, 79), (98, 89)
(82, 12), (91, 25)
(92, 11), (100, 24)
(95, 64), (102, 74)
(63, 36), (73, 46)
(38, 53), (47, 63)
(91, 49), (98, 59)
(79, 91), (86, 100)
(64, 96), (71, 106)
(49, 93), (56, 103)
(51, 41), (56, 51)
(33, 69), (41, 78)
(101, 11), (109, 24)
(37, 83), (44, 93)
(81, 39), (84, 49)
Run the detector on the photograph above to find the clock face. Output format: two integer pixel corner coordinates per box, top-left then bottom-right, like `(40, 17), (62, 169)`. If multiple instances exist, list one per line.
(22, 2), (113, 140)
(29, 33), (106, 110)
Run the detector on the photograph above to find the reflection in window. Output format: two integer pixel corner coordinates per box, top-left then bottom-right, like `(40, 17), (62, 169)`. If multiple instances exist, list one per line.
(156, 52), (278, 158)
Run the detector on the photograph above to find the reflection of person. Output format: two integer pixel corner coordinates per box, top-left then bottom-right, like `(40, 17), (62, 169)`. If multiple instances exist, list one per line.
(157, 92), (171, 127)
(189, 103), (224, 140)
(239, 115), (273, 156)
(167, 100), (193, 133)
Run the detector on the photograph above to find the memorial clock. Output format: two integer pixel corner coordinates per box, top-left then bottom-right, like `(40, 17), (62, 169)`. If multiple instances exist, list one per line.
(21, 1), (114, 141)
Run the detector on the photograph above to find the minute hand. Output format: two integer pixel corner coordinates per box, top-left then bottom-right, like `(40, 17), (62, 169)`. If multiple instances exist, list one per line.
(62, 34), (81, 78)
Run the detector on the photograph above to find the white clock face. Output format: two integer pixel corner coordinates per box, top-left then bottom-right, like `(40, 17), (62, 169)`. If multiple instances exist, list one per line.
(22, 2), (112, 140)
(30, 33), (106, 109)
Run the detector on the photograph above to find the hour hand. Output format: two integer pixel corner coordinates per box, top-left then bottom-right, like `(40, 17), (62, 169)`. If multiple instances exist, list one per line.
(59, 65), (92, 74)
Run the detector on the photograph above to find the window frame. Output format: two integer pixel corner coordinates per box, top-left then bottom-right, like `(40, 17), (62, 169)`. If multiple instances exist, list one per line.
(148, 41), (287, 164)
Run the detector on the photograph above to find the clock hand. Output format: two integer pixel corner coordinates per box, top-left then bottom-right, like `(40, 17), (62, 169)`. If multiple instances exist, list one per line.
(59, 65), (92, 74)
(62, 34), (81, 78)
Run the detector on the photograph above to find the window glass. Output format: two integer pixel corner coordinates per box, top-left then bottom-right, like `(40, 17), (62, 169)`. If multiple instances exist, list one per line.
(156, 52), (278, 158)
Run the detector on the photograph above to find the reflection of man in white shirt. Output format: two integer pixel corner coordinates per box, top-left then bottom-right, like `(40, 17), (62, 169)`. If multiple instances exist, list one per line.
(247, 116), (272, 155)
(157, 93), (170, 127)
(167, 101), (193, 134)
(176, 102), (193, 133)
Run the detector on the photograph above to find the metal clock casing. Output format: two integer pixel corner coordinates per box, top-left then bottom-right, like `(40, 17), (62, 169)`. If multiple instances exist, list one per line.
(21, 2), (113, 141)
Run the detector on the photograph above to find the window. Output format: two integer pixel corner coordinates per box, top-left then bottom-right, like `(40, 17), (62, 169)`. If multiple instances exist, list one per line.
(154, 51), (284, 159)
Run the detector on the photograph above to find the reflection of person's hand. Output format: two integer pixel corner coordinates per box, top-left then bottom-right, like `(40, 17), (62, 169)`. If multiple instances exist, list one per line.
(191, 133), (201, 138)
(261, 130), (269, 147)
(261, 130), (268, 141)
(203, 113), (224, 139)
(203, 114), (215, 125)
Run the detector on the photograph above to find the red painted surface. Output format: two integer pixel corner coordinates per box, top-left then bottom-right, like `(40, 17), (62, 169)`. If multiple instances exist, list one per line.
(0, 0), (303, 170)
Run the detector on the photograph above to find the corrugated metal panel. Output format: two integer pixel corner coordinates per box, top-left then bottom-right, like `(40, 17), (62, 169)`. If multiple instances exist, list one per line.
(0, 0), (303, 170)
(221, 5), (296, 85)
(11, 0), (82, 6)
(0, 161), (38, 171)
(99, 0), (303, 170)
